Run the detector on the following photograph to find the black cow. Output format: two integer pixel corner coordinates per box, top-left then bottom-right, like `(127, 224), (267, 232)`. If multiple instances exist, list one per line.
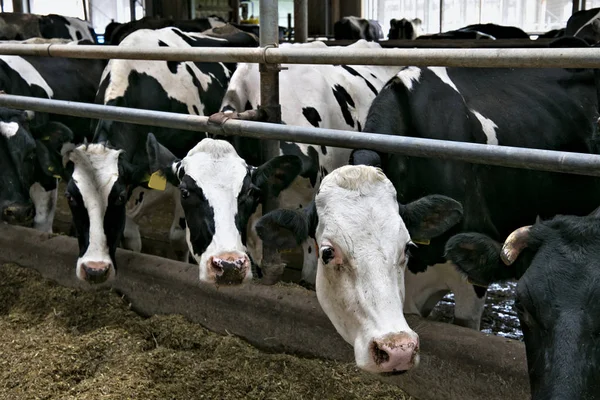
(104, 15), (228, 45)
(334, 16), (383, 41)
(445, 209), (600, 399)
(565, 7), (600, 44)
(49, 26), (265, 285)
(388, 18), (422, 40)
(0, 50), (104, 231)
(418, 23), (530, 40)
(537, 27), (565, 39)
(0, 13), (97, 42)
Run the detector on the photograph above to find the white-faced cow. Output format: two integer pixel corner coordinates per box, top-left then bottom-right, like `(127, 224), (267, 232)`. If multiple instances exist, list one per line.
(336, 36), (600, 331)
(388, 18), (423, 40)
(146, 136), (301, 285)
(218, 39), (403, 285)
(59, 26), (259, 284)
(0, 12), (97, 42)
(0, 45), (105, 232)
(255, 164), (463, 373)
(445, 209), (600, 399)
(334, 16), (384, 41)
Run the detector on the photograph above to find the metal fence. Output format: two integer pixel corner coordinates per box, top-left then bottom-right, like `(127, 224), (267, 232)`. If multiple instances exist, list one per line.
(0, 0), (599, 177)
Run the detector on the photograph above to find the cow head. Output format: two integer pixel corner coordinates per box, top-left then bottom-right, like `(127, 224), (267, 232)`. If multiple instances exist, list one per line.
(255, 165), (463, 373)
(61, 143), (139, 285)
(147, 134), (302, 285)
(0, 108), (72, 227)
(388, 18), (422, 40)
(445, 211), (600, 399)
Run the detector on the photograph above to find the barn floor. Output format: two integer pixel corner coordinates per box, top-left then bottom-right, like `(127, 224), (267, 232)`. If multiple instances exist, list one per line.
(0, 263), (414, 400)
(52, 182), (523, 341)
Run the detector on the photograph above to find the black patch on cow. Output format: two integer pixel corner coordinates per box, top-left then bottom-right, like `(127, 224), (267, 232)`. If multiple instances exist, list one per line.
(302, 107), (321, 128)
(180, 176), (215, 258)
(340, 65), (378, 95)
(332, 84), (355, 128)
(158, 40), (168, 47)
(279, 142), (319, 187)
(308, 245), (312, 254)
(185, 63), (230, 116)
(135, 190), (144, 205)
(473, 285), (487, 298)
(245, 100), (253, 111)
(167, 61), (181, 74)
(179, 217), (186, 230)
(76, 31), (83, 40)
(320, 146), (327, 155)
(357, 121), (362, 131)
(235, 173), (261, 246)
(222, 105), (235, 112)
(193, 105), (200, 115)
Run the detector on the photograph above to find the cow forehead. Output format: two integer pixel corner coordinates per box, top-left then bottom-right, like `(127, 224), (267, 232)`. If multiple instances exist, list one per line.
(70, 144), (122, 201)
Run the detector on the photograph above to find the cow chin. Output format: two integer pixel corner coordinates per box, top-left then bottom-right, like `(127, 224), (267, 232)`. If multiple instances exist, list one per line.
(197, 250), (252, 286)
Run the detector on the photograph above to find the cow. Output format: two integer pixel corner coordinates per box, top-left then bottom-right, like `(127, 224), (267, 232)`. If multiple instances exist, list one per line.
(146, 135), (301, 285)
(537, 28), (565, 39)
(445, 209), (600, 399)
(53, 26), (259, 284)
(565, 7), (600, 44)
(217, 39), (403, 285)
(334, 16), (383, 41)
(0, 13), (96, 42)
(0, 44), (105, 232)
(255, 164), (463, 373)
(104, 16), (227, 45)
(388, 18), (423, 40)
(417, 23), (530, 40)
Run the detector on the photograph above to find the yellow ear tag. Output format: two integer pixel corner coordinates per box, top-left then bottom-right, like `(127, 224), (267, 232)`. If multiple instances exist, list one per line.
(47, 166), (54, 172)
(41, 136), (50, 141)
(148, 171), (167, 191)
(413, 239), (431, 246)
(140, 172), (151, 183)
(52, 175), (61, 179)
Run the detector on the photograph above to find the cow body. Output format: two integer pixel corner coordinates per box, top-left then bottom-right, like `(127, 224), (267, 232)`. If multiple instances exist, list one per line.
(334, 16), (383, 41)
(445, 212), (600, 399)
(60, 26), (258, 284)
(0, 13), (96, 42)
(359, 63), (600, 329)
(219, 40), (403, 284)
(565, 7), (600, 44)
(0, 48), (105, 232)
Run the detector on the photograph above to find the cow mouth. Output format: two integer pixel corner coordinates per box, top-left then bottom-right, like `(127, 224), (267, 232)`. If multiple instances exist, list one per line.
(380, 370), (408, 376)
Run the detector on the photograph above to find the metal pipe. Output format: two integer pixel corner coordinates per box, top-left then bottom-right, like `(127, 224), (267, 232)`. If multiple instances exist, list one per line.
(1, 43), (600, 68)
(259, 0), (283, 284)
(294, 0), (308, 42)
(2, 94), (600, 178)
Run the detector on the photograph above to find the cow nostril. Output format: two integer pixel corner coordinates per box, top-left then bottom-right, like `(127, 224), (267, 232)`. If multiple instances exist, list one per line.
(3, 208), (14, 217)
(371, 341), (390, 365)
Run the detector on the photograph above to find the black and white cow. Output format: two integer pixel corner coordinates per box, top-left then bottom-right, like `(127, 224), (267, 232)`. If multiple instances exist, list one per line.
(255, 164), (462, 373)
(418, 23), (530, 40)
(218, 40), (403, 285)
(334, 16), (384, 41)
(0, 46), (104, 231)
(445, 209), (600, 399)
(565, 7), (600, 44)
(0, 13), (97, 42)
(388, 18), (423, 40)
(58, 26), (259, 284)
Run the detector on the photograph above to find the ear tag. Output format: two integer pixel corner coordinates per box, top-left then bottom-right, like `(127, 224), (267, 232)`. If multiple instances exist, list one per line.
(52, 175), (61, 179)
(47, 166), (55, 172)
(41, 136), (50, 141)
(413, 238), (430, 245)
(148, 171), (167, 191)
(467, 278), (488, 288)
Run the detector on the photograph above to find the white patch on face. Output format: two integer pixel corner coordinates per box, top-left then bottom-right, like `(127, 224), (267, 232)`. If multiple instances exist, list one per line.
(573, 10), (600, 37)
(69, 144), (122, 280)
(103, 28), (223, 116)
(178, 139), (250, 282)
(428, 66), (460, 93)
(471, 110), (499, 145)
(0, 56), (54, 97)
(29, 182), (57, 233)
(314, 165), (418, 373)
(64, 17), (95, 42)
(0, 121), (19, 138)
(396, 66), (422, 91)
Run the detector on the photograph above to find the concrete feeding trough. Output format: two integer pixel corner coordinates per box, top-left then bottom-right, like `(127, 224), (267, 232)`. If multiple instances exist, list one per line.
(0, 223), (529, 400)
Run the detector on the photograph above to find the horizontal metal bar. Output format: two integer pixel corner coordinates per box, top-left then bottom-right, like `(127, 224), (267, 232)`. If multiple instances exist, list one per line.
(0, 43), (599, 68)
(2, 93), (600, 177)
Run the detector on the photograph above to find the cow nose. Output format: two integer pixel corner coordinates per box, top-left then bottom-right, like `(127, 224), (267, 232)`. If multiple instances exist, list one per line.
(209, 253), (250, 285)
(81, 261), (112, 284)
(1, 202), (35, 225)
(370, 332), (419, 372)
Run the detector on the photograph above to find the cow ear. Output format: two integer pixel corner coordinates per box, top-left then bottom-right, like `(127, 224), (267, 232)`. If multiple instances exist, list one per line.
(146, 133), (180, 187)
(30, 122), (74, 153)
(252, 155), (303, 197)
(35, 139), (69, 180)
(400, 194), (463, 241)
(445, 232), (533, 286)
(349, 149), (382, 168)
(255, 201), (318, 251)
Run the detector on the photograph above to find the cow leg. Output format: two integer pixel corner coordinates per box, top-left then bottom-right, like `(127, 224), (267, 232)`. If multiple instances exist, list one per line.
(170, 192), (189, 262)
(29, 182), (57, 233)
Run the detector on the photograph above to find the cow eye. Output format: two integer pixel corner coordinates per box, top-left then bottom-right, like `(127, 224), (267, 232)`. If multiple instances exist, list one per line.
(321, 246), (335, 264)
(247, 184), (261, 198)
(115, 190), (127, 206)
(65, 192), (76, 206)
(180, 187), (190, 199)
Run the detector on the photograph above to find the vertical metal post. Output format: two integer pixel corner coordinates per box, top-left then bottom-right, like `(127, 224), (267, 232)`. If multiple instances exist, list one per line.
(439, 0), (444, 32)
(572, 0), (580, 15)
(12, 0), (23, 13)
(1, 0), (4, 13)
(294, 0), (308, 42)
(259, 0), (284, 285)
(231, 0), (241, 23)
(131, 0), (137, 21)
(82, 0), (89, 20)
